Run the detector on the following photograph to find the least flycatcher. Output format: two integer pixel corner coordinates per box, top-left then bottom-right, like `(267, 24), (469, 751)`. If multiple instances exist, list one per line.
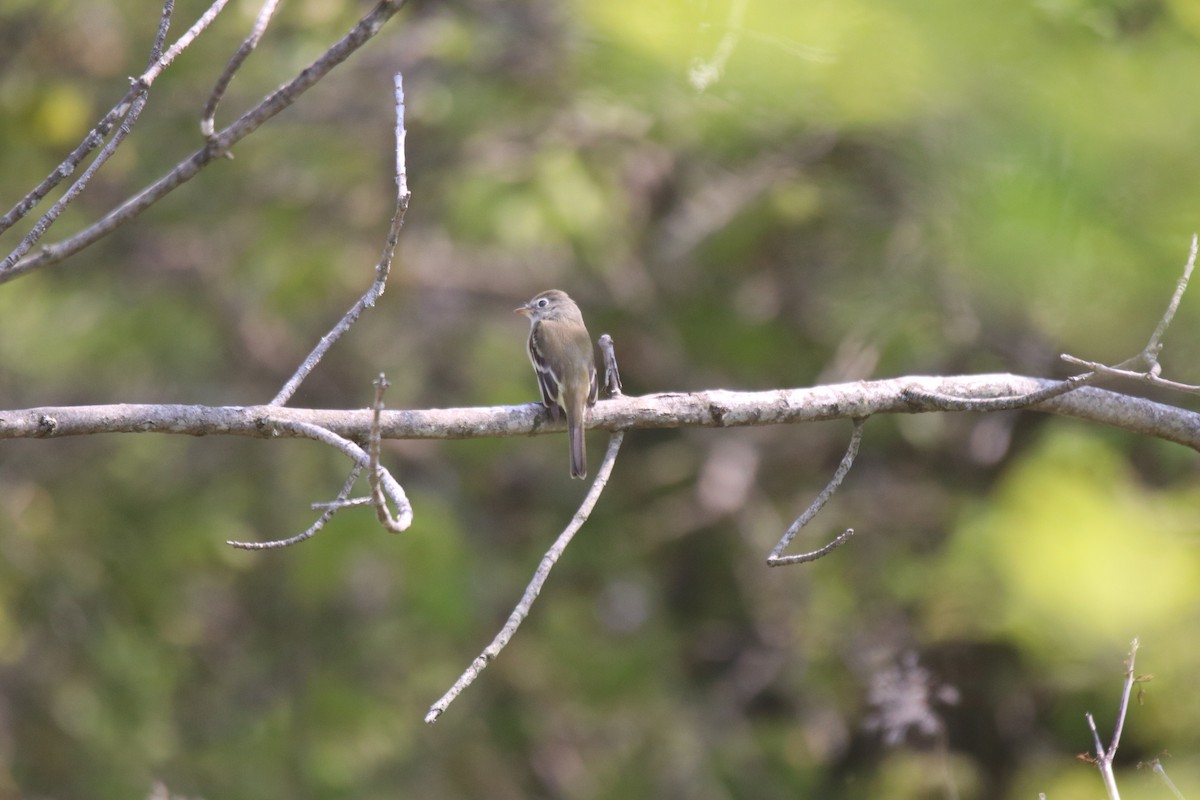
(515, 289), (598, 478)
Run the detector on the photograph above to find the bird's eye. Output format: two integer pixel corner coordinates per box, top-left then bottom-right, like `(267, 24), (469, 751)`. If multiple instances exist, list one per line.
(537, 298), (549, 308)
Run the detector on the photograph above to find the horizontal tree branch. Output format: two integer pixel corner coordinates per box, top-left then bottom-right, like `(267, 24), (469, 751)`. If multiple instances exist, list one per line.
(2, 374), (1197, 450)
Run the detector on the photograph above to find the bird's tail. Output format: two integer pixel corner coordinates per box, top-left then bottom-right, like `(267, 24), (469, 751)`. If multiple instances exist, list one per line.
(567, 410), (587, 479)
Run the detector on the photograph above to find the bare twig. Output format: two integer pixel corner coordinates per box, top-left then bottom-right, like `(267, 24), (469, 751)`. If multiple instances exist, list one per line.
(1141, 234), (1197, 364)
(425, 431), (626, 723)
(225, 74), (411, 545)
(225, 416), (411, 548)
(368, 374), (410, 533)
(1085, 638), (1142, 800)
(766, 417), (864, 566)
(914, 236), (1200, 413)
(1, 0), (409, 285)
(687, 0), (749, 91)
(201, 0), (282, 138)
(1056, 234), (1200, 393)
(228, 464), (363, 550)
(599, 333), (623, 396)
(1060, 355), (1200, 395)
(271, 71), (410, 406)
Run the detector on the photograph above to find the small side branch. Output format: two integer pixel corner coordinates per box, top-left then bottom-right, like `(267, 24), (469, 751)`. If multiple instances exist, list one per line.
(1146, 759), (1185, 800)
(425, 431), (626, 723)
(1084, 638), (1143, 800)
(1059, 234), (1200, 394)
(1142, 234), (1196, 363)
(228, 464), (363, 550)
(201, 0), (282, 138)
(225, 415), (410, 548)
(911, 235), (1200, 412)
(271, 72), (410, 405)
(767, 417), (865, 566)
(368, 374), (412, 533)
(599, 334), (623, 396)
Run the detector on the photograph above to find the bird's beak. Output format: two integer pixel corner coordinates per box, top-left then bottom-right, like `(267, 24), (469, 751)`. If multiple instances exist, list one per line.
(514, 305), (529, 316)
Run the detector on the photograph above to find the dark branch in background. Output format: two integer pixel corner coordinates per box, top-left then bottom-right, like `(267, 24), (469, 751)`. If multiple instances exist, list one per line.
(0, 0), (409, 285)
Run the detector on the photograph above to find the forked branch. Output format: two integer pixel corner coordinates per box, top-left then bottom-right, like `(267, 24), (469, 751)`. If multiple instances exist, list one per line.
(0, 0), (409, 285)
(1082, 638), (1146, 800)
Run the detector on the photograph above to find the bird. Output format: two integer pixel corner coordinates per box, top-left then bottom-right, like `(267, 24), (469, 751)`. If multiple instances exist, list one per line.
(514, 289), (598, 478)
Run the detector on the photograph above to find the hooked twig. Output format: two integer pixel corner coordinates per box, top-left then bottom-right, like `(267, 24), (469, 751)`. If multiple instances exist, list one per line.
(767, 417), (865, 566)
(368, 374), (411, 533)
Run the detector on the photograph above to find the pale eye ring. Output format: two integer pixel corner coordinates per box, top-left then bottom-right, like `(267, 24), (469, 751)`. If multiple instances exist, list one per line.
(537, 298), (549, 308)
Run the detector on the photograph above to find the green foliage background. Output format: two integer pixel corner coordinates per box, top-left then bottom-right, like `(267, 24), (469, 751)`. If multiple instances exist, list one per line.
(2, 0), (1200, 797)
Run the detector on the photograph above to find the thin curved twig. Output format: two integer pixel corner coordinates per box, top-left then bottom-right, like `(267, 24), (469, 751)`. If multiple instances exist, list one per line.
(201, 0), (283, 138)
(368, 374), (411, 533)
(1085, 638), (1141, 800)
(425, 431), (626, 723)
(228, 464), (363, 550)
(225, 416), (411, 548)
(767, 417), (865, 566)
(271, 71), (410, 406)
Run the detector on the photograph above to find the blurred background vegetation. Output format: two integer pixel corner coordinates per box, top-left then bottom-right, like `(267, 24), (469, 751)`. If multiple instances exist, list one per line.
(2, 0), (1200, 797)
